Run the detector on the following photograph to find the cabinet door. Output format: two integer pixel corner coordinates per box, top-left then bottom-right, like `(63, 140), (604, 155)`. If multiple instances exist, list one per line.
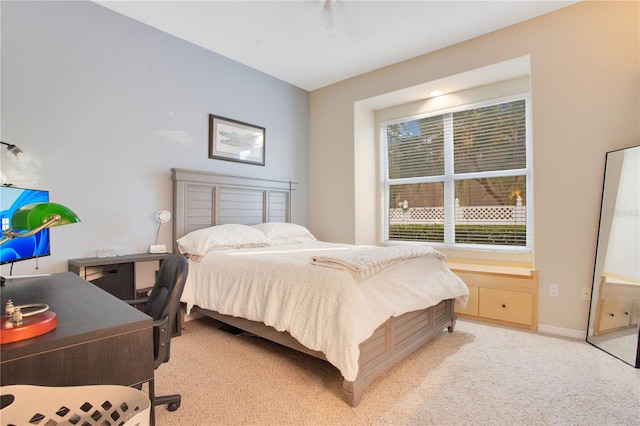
(479, 288), (533, 326)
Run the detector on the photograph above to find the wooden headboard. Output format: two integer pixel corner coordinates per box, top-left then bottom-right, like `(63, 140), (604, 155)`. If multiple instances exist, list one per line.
(171, 168), (298, 242)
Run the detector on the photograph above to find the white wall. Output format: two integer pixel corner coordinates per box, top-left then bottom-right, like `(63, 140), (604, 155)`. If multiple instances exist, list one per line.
(309, 1), (639, 333)
(0, 1), (309, 276)
(604, 147), (640, 281)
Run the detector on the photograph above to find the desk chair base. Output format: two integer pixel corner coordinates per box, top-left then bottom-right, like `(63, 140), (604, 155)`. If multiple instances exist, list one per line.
(155, 393), (181, 412)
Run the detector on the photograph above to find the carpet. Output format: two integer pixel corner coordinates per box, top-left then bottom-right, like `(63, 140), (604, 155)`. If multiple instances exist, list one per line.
(153, 317), (640, 425)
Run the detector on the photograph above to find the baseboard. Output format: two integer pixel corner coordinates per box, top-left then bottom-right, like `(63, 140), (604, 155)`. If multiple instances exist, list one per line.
(537, 324), (586, 340)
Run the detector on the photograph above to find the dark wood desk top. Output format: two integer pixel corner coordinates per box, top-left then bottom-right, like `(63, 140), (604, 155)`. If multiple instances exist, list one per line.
(0, 272), (152, 362)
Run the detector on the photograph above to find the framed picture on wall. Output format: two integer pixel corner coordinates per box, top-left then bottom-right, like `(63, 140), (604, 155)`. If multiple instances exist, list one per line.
(208, 114), (265, 166)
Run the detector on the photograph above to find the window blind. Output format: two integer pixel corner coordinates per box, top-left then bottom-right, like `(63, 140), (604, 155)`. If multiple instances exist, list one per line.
(383, 98), (529, 249)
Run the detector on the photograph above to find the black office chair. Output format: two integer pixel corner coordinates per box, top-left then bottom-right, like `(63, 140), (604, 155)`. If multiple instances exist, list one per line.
(126, 254), (188, 412)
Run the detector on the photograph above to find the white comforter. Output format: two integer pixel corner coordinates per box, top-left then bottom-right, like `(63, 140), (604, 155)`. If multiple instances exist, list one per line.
(181, 241), (469, 382)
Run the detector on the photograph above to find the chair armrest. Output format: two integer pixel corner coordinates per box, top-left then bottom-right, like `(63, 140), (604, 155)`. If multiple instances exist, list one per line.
(153, 315), (169, 329)
(123, 297), (149, 307)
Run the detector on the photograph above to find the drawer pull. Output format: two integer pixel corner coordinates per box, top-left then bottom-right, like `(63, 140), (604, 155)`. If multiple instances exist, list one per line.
(624, 312), (629, 315)
(609, 313), (615, 317)
(501, 304), (506, 308)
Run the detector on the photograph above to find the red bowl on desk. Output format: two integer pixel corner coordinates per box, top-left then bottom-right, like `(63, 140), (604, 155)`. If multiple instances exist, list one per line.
(1, 312), (57, 345)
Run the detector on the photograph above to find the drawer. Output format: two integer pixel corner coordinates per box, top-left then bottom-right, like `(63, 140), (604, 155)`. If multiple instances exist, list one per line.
(456, 286), (479, 316)
(85, 263), (134, 300)
(598, 298), (633, 330)
(479, 288), (533, 326)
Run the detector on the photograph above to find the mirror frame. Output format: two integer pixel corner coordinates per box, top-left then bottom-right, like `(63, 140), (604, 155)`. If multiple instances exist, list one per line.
(586, 145), (640, 368)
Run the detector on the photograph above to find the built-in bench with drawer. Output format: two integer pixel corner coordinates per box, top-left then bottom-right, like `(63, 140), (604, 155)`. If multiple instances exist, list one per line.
(593, 274), (640, 336)
(446, 259), (538, 331)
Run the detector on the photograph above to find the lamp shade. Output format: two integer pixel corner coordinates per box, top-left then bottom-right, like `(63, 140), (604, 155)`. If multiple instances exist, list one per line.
(10, 203), (80, 231)
(156, 210), (171, 223)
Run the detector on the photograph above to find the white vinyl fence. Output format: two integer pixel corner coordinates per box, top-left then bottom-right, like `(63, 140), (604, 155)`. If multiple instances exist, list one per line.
(390, 197), (526, 226)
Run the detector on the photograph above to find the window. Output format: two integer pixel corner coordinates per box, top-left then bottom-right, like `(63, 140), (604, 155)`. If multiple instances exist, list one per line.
(381, 97), (530, 251)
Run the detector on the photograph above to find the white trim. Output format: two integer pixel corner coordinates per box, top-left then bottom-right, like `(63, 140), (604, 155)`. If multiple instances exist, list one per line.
(537, 324), (586, 340)
(379, 91), (529, 128)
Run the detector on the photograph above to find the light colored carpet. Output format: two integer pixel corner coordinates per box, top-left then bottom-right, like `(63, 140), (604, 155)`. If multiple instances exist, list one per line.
(153, 317), (640, 426)
(588, 328), (638, 367)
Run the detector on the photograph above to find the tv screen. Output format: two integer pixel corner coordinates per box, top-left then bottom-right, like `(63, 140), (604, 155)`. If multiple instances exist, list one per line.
(0, 186), (51, 265)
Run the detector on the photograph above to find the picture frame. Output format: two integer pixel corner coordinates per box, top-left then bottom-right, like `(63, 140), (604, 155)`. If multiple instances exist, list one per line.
(208, 114), (265, 166)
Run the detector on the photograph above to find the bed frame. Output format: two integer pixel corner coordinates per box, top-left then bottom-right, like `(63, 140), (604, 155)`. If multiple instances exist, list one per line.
(171, 168), (457, 407)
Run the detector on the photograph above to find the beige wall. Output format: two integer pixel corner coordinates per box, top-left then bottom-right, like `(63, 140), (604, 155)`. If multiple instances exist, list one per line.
(309, 1), (639, 333)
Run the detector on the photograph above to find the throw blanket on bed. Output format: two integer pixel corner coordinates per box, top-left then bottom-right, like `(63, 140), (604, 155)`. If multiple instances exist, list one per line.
(310, 245), (446, 281)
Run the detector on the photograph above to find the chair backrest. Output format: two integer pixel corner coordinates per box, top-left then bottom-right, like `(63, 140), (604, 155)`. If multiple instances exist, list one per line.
(144, 254), (188, 323)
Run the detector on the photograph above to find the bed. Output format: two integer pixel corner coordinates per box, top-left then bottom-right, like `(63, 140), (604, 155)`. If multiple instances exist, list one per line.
(171, 168), (469, 406)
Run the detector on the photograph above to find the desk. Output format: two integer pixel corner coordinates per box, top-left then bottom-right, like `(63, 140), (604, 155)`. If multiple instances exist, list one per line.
(68, 253), (169, 300)
(0, 273), (154, 402)
(68, 253), (181, 336)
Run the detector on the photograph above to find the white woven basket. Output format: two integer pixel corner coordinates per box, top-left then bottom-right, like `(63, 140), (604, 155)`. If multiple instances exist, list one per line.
(0, 384), (150, 426)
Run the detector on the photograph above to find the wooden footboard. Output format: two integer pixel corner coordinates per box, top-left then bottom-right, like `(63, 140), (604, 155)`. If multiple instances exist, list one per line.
(344, 298), (455, 406)
(193, 298), (456, 407)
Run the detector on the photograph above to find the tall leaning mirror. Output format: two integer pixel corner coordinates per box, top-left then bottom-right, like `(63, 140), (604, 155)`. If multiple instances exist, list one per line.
(587, 145), (640, 367)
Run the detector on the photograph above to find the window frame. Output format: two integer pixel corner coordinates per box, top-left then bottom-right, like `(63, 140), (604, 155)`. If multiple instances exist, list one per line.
(380, 93), (533, 253)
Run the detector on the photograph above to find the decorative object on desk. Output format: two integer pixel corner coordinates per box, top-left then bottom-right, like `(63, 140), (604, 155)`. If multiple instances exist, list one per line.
(209, 114), (265, 166)
(1, 200), (80, 285)
(1, 299), (57, 344)
(1, 202), (80, 246)
(149, 210), (171, 254)
(96, 248), (117, 258)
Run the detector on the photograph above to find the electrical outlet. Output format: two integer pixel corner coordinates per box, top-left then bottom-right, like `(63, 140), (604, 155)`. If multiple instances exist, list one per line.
(549, 283), (559, 297)
(581, 287), (591, 301)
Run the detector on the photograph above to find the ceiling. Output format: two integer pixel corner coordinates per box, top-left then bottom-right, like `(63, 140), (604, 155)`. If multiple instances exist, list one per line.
(95, 1), (578, 91)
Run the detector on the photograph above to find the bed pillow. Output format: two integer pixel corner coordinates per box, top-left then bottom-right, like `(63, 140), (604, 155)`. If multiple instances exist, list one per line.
(177, 224), (273, 256)
(252, 222), (317, 245)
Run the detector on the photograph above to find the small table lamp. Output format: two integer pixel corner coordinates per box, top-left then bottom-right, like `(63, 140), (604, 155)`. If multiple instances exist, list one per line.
(149, 210), (171, 254)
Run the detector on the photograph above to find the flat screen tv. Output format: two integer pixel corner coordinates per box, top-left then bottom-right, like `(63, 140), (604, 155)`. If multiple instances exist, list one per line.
(0, 186), (50, 265)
